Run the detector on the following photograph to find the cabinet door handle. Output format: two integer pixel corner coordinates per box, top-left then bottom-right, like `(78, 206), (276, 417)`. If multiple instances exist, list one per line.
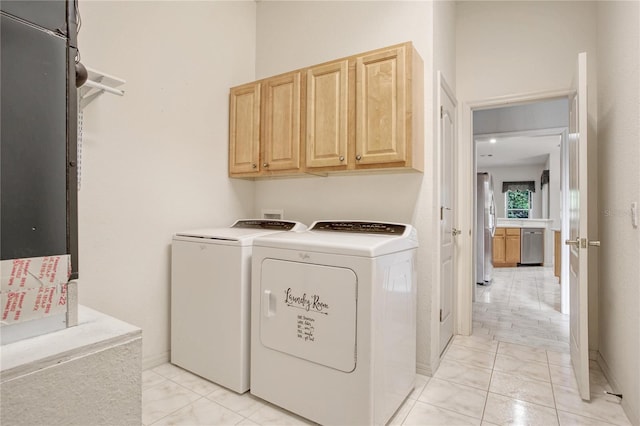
(339, 156), (344, 162)
(355, 154), (362, 161)
(263, 163), (269, 168)
(252, 164), (257, 169)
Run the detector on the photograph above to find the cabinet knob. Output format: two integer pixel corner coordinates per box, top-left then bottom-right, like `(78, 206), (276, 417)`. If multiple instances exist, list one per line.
(252, 164), (257, 169)
(355, 154), (362, 161)
(263, 163), (269, 168)
(339, 156), (344, 162)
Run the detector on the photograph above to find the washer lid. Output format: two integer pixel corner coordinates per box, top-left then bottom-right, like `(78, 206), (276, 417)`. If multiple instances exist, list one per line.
(174, 220), (306, 245)
(254, 221), (418, 257)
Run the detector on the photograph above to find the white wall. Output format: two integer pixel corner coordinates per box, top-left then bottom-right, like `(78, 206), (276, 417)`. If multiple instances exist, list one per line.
(479, 165), (546, 219)
(455, 1), (599, 351)
(77, 1), (256, 366)
(596, 2), (640, 424)
(253, 1), (454, 374)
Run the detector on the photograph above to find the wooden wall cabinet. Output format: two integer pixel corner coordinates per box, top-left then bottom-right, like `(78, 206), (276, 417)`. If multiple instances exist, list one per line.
(305, 60), (349, 169)
(229, 82), (261, 175)
(493, 227), (521, 267)
(229, 42), (424, 178)
(229, 72), (302, 178)
(354, 44), (424, 172)
(262, 72), (301, 172)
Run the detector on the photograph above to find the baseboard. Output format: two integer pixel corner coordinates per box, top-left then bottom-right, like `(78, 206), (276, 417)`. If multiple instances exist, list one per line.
(597, 352), (639, 426)
(142, 350), (170, 371)
(416, 356), (440, 377)
(416, 361), (433, 377)
(589, 349), (598, 361)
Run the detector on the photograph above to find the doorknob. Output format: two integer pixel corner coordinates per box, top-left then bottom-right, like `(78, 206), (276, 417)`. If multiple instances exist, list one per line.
(452, 228), (462, 236)
(588, 240), (601, 247)
(565, 239), (580, 247)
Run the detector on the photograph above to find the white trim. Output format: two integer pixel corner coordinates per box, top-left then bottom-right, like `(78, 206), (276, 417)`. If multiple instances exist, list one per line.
(143, 351), (170, 371)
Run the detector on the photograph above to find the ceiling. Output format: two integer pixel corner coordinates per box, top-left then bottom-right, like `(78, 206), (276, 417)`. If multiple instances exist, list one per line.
(476, 134), (561, 168)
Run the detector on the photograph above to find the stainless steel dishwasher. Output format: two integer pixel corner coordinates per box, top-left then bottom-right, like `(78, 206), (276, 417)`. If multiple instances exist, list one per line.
(520, 228), (544, 265)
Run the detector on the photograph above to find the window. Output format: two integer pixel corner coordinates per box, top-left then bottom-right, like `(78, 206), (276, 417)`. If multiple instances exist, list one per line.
(506, 189), (532, 218)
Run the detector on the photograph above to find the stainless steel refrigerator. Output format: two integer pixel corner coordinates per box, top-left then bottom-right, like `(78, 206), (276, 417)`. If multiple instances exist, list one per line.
(476, 173), (496, 285)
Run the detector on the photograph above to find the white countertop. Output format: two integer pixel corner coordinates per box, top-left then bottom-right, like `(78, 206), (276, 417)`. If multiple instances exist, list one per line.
(496, 218), (553, 228)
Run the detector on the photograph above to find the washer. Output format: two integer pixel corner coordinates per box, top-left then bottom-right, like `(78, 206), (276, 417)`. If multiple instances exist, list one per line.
(171, 219), (306, 393)
(250, 220), (418, 425)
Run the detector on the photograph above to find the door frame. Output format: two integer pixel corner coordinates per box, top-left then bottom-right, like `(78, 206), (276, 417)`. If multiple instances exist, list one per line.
(457, 89), (573, 335)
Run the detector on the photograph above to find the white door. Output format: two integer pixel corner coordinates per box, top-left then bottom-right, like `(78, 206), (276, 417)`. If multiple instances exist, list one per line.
(439, 73), (457, 354)
(567, 52), (596, 401)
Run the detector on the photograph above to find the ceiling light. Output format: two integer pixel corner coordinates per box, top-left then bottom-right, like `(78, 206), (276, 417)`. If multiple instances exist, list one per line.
(489, 138), (497, 144)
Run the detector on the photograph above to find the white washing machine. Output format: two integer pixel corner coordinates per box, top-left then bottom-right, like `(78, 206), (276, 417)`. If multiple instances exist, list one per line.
(171, 219), (306, 393)
(250, 221), (418, 425)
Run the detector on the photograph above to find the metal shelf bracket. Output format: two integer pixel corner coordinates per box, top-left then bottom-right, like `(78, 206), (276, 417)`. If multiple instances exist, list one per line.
(79, 67), (125, 109)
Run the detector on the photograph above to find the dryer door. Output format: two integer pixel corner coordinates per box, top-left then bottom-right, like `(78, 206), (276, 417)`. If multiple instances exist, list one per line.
(260, 259), (357, 373)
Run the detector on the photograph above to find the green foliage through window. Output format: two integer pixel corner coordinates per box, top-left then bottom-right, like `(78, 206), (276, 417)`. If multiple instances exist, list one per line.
(506, 190), (532, 218)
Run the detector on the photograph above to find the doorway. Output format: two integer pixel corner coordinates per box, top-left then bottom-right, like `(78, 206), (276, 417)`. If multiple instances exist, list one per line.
(463, 94), (573, 351)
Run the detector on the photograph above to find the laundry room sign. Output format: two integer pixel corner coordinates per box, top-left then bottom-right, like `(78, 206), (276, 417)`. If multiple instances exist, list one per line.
(284, 287), (329, 315)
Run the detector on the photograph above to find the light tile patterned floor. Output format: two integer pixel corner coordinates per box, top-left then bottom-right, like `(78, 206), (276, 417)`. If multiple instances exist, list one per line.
(474, 266), (570, 353)
(142, 266), (631, 425)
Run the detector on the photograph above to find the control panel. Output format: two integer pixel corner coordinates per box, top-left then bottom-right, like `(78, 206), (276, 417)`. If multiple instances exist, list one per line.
(232, 220), (297, 230)
(310, 221), (406, 235)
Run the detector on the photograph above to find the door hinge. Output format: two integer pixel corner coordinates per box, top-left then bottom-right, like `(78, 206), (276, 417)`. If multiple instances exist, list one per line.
(439, 309), (443, 322)
(440, 105), (444, 119)
(440, 206), (443, 220)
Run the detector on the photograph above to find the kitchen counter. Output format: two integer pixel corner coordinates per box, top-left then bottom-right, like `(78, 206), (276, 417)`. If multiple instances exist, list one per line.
(494, 219), (555, 267)
(496, 218), (554, 228)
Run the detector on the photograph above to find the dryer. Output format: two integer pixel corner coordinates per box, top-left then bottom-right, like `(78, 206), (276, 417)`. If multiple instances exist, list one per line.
(250, 221), (418, 425)
(171, 219), (306, 393)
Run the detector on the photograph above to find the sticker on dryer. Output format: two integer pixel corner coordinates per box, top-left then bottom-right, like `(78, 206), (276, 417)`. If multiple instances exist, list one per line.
(297, 315), (316, 342)
(283, 287), (329, 315)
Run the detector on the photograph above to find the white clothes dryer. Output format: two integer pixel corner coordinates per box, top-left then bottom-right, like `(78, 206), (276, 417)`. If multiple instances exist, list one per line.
(250, 221), (418, 425)
(171, 219), (306, 393)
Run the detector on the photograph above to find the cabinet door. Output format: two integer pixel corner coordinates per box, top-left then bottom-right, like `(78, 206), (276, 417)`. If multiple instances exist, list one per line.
(505, 232), (521, 264)
(229, 83), (261, 175)
(306, 60), (348, 169)
(262, 72), (301, 172)
(355, 45), (406, 165)
(493, 234), (506, 264)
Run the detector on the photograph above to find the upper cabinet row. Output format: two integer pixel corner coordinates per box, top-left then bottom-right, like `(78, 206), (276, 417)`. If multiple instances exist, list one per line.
(228, 42), (424, 178)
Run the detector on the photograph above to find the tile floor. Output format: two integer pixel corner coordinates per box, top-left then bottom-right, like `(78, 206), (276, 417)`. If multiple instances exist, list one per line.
(474, 266), (570, 353)
(142, 266), (631, 425)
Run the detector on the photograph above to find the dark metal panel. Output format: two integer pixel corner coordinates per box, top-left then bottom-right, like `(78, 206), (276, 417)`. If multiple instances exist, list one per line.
(0, 0), (68, 35)
(67, 0), (79, 279)
(1, 14), (68, 259)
